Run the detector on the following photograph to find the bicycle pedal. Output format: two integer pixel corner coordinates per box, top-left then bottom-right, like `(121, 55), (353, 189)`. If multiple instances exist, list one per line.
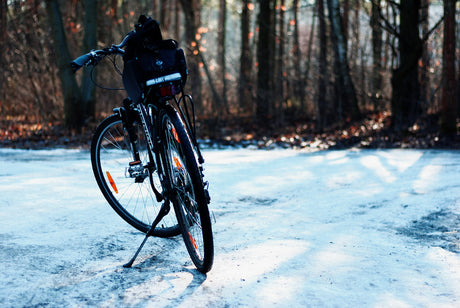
(126, 160), (147, 180)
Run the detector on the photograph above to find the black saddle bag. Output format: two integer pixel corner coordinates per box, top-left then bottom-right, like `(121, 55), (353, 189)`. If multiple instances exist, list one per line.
(122, 16), (187, 103)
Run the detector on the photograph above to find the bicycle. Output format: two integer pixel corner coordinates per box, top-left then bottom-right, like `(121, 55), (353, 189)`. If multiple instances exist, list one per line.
(71, 17), (213, 273)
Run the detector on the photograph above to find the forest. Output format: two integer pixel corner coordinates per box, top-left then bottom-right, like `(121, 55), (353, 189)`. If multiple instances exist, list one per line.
(0, 0), (459, 149)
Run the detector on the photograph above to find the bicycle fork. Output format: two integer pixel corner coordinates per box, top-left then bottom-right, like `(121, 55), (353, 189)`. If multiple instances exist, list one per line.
(114, 98), (157, 165)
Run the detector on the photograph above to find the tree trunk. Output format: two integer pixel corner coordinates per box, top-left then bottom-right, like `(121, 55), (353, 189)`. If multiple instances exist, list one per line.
(327, 0), (361, 123)
(256, 0), (273, 123)
(316, 0), (328, 131)
(292, 0), (305, 111)
(350, 0), (365, 108)
(45, 0), (82, 129)
(420, 0), (430, 114)
(218, 0), (228, 113)
(370, 0), (383, 110)
(0, 0), (6, 108)
(0, 0), (5, 47)
(80, 0), (98, 122)
(390, 0), (422, 132)
(303, 1), (315, 112)
(179, 0), (202, 109)
(456, 2), (460, 120)
(153, 0), (159, 19)
(160, 0), (169, 31)
(239, 0), (253, 113)
(276, 0), (286, 122)
(174, 0), (181, 40)
(342, 0), (349, 44)
(269, 0), (277, 117)
(440, 0), (457, 135)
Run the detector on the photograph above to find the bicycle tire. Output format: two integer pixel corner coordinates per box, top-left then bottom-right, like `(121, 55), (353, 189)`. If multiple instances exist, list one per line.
(158, 107), (214, 273)
(91, 113), (180, 237)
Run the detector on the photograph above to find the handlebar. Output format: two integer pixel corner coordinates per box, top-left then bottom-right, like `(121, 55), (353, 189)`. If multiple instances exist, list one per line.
(71, 31), (133, 72)
(71, 51), (97, 71)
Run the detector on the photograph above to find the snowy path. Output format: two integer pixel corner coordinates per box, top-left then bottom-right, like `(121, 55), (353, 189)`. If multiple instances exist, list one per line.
(0, 148), (459, 307)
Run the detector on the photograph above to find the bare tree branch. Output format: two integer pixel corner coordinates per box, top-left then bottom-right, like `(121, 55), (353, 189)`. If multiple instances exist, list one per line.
(422, 15), (445, 42)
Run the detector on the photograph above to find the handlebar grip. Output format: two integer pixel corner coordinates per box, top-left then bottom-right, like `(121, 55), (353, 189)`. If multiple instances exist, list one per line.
(71, 53), (93, 72)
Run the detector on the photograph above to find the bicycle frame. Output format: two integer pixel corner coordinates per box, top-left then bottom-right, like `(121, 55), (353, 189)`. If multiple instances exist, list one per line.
(114, 101), (161, 190)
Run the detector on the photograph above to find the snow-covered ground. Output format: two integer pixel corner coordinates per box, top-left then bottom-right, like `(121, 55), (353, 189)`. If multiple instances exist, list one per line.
(0, 148), (459, 307)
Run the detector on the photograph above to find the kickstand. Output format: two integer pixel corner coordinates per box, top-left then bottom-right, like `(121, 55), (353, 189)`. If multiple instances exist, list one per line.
(123, 201), (170, 268)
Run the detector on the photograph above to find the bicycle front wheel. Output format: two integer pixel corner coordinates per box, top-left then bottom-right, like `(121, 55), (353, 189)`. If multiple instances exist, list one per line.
(91, 113), (180, 237)
(159, 107), (214, 273)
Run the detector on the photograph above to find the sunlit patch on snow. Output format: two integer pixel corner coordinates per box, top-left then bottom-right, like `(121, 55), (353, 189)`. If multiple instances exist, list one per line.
(325, 151), (350, 165)
(204, 149), (297, 165)
(426, 247), (460, 295)
(360, 155), (397, 183)
(325, 151), (348, 160)
(310, 235), (360, 273)
(379, 150), (423, 172)
(374, 293), (413, 308)
(254, 275), (305, 306)
(210, 240), (309, 285)
(234, 175), (280, 195)
(413, 164), (442, 194)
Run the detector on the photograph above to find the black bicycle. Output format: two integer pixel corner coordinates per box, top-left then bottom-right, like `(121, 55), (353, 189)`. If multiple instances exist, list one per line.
(72, 16), (213, 273)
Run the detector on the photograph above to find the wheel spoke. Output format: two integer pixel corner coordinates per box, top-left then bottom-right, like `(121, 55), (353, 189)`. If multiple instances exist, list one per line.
(92, 115), (179, 237)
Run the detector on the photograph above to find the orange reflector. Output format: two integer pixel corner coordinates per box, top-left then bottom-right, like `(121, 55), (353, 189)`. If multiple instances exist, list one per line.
(172, 127), (180, 143)
(188, 232), (198, 249)
(106, 171), (118, 194)
(173, 156), (183, 170)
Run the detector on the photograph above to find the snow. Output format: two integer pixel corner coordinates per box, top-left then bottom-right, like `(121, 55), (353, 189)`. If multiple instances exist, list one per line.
(0, 148), (459, 307)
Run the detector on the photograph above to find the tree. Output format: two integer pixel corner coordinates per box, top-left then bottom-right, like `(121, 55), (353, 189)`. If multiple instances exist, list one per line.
(326, 0), (361, 123)
(458, 6), (460, 121)
(80, 0), (98, 122)
(46, 0), (100, 129)
(390, 0), (422, 132)
(0, 0), (6, 109)
(440, 0), (457, 134)
(370, 0), (383, 110)
(420, 0), (430, 113)
(292, 0), (305, 110)
(160, 0), (170, 31)
(256, 0), (273, 123)
(218, 0), (228, 112)
(46, 0), (82, 129)
(302, 0), (315, 113)
(342, 0), (350, 43)
(275, 0), (286, 122)
(316, 0), (329, 131)
(316, 0), (328, 131)
(178, 0), (202, 109)
(239, 0), (253, 112)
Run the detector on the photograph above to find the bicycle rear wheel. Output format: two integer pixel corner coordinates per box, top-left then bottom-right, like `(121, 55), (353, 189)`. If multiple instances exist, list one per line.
(91, 113), (180, 237)
(159, 107), (214, 273)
